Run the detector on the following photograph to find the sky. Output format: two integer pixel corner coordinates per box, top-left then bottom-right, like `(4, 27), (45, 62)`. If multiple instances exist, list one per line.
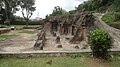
(15, 0), (87, 19)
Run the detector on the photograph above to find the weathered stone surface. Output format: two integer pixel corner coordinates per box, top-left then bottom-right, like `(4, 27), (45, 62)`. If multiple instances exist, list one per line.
(34, 29), (46, 50)
(57, 45), (62, 48)
(55, 36), (60, 43)
(52, 32), (57, 37)
(34, 40), (43, 50)
(74, 45), (80, 49)
(65, 37), (70, 40)
(34, 12), (120, 50)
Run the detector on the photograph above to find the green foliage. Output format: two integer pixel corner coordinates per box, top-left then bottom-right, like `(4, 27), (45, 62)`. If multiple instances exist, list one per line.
(19, 30), (35, 34)
(89, 28), (112, 59)
(102, 12), (120, 23)
(19, 0), (36, 25)
(69, 10), (77, 14)
(113, 0), (120, 12)
(4, 19), (10, 26)
(0, 8), (7, 24)
(102, 14), (115, 23)
(50, 6), (69, 16)
(76, 0), (114, 12)
(0, 57), (87, 67)
(0, 34), (17, 39)
(10, 20), (41, 25)
(8, 15), (41, 25)
(0, 24), (9, 28)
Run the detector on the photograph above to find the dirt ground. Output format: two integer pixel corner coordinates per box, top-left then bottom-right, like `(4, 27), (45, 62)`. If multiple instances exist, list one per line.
(0, 29), (89, 52)
(42, 31), (89, 51)
(0, 29), (38, 52)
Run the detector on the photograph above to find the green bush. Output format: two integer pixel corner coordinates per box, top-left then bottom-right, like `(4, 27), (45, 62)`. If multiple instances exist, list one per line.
(89, 28), (112, 59)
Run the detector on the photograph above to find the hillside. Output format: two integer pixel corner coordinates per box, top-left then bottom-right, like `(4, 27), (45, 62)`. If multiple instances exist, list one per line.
(75, 0), (120, 29)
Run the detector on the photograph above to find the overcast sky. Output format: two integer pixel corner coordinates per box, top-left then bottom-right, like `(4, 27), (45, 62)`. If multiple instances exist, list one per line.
(15, 0), (87, 19)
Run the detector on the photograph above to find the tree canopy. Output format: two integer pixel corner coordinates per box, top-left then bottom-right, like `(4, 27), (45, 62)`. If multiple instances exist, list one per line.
(18, 0), (36, 25)
(0, 0), (36, 25)
(49, 6), (69, 16)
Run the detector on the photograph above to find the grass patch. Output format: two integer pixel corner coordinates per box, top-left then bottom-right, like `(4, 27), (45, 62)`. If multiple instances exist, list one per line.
(13, 25), (26, 29)
(19, 30), (35, 34)
(0, 53), (120, 67)
(0, 25), (10, 28)
(101, 14), (115, 23)
(102, 12), (120, 24)
(0, 24), (40, 29)
(0, 34), (18, 39)
(13, 25), (40, 28)
(0, 55), (88, 67)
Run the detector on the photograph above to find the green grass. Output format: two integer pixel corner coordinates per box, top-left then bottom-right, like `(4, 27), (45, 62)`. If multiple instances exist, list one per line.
(19, 30), (35, 34)
(0, 25), (10, 28)
(101, 12), (120, 24)
(13, 25), (26, 29)
(101, 14), (115, 23)
(13, 25), (40, 29)
(0, 34), (18, 39)
(110, 53), (120, 67)
(0, 56), (87, 67)
(0, 53), (120, 67)
(0, 24), (40, 29)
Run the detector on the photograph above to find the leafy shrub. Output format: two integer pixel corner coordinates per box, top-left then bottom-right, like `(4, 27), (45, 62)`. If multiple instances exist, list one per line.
(89, 28), (112, 59)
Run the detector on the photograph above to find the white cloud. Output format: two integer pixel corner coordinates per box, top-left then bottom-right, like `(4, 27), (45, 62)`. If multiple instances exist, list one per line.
(15, 0), (87, 19)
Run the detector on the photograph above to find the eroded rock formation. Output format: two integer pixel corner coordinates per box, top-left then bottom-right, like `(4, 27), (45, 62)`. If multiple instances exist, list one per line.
(34, 12), (120, 50)
(34, 29), (46, 50)
(47, 13), (95, 44)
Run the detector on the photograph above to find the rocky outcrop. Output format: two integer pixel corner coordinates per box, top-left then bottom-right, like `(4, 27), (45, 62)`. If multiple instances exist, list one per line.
(34, 13), (120, 50)
(34, 29), (46, 50)
(47, 13), (95, 44)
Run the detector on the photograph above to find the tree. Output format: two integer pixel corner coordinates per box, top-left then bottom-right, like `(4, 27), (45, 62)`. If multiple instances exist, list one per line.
(0, 8), (7, 24)
(0, 0), (20, 25)
(76, 0), (113, 12)
(0, 0), (3, 8)
(19, 0), (36, 26)
(50, 6), (68, 16)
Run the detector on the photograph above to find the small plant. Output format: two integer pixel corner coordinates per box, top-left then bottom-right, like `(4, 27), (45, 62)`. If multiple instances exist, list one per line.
(89, 28), (112, 59)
